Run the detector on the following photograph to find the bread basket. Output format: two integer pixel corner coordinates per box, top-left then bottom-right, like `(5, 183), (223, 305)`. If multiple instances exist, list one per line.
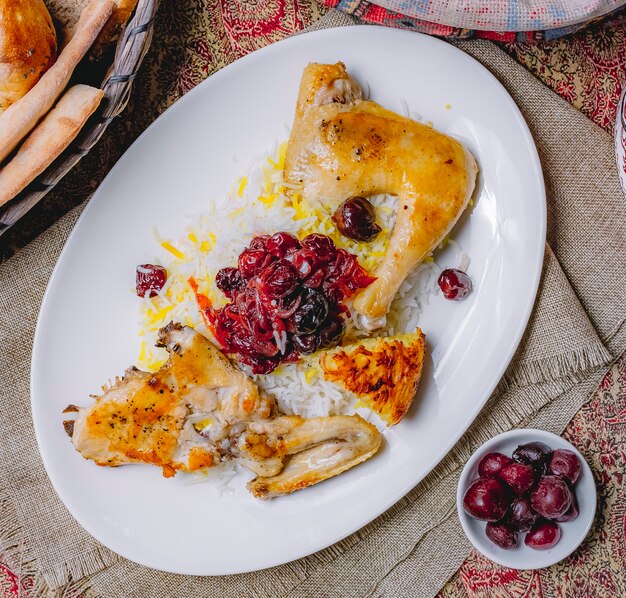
(0, 0), (160, 234)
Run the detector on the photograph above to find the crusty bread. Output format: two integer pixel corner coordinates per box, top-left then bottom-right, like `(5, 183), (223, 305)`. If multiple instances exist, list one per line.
(0, 0), (114, 165)
(0, 84), (103, 206)
(45, 0), (138, 55)
(0, 0), (57, 113)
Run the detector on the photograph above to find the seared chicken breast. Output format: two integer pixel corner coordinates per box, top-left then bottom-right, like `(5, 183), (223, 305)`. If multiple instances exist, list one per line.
(67, 322), (273, 477)
(284, 63), (478, 329)
(65, 323), (381, 498)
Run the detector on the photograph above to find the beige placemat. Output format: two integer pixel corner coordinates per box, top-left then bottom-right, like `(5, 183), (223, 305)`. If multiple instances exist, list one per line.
(0, 10), (625, 598)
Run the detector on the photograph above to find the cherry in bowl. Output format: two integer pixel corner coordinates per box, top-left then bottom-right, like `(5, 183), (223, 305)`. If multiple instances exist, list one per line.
(457, 429), (596, 570)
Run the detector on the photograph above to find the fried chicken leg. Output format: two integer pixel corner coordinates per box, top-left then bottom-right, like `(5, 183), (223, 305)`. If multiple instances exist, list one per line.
(284, 62), (478, 329)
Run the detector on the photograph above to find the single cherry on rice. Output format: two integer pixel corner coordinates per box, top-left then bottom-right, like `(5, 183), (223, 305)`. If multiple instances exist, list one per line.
(332, 196), (382, 242)
(136, 264), (167, 298)
(438, 268), (472, 300)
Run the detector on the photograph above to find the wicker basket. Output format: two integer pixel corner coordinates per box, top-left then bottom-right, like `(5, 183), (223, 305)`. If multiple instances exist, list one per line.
(0, 0), (160, 234)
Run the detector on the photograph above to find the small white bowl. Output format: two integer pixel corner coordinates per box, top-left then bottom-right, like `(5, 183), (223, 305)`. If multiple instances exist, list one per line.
(457, 428), (596, 570)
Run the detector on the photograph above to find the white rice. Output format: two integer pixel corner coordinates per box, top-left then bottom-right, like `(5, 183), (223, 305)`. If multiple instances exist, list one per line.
(136, 140), (440, 422)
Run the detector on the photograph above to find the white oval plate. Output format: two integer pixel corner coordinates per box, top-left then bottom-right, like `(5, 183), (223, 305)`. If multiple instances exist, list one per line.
(31, 26), (545, 575)
(457, 429), (596, 569)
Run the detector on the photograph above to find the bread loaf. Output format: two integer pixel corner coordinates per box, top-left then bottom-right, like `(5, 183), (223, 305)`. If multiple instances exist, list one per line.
(0, 0), (114, 165)
(0, 0), (57, 113)
(0, 84), (103, 206)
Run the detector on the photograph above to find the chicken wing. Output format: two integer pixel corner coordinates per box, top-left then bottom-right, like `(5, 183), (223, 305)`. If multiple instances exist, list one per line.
(65, 323), (382, 497)
(284, 63), (478, 329)
(243, 415), (381, 498)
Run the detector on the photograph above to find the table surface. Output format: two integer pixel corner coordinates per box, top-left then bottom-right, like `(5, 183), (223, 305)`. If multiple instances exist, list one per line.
(1, 2), (625, 596)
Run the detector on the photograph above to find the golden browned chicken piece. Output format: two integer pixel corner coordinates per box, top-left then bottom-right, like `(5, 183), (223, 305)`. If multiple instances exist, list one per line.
(284, 63), (478, 329)
(243, 415), (381, 499)
(65, 323), (381, 498)
(67, 322), (273, 477)
(319, 329), (426, 426)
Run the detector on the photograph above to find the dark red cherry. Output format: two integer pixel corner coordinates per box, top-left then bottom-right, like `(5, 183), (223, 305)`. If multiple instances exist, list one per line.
(525, 520), (561, 550)
(485, 522), (518, 549)
(498, 462), (536, 496)
(332, 196), (381, 242)
(293, 290), (329, 334)
(463, 478), (509, 522)
(215, 267), (244, 299)
(317, 315), (345, 350)
(291, 333), (319, 355)
(438, 269), (472, 300)
(555, 489), (579, 522)
(478, 452), (513, 478)
(548, 449), (582, 484)
(513, 442), (552, 475)
(530, 476), (572, 519)
(260, 261), (299, 299)
(136, 264), (167, 298)
(508, 497), (539, 532)
(238, 248), (271, 279)
(266, 232), (300, 257)
(300, 234), (336, 262)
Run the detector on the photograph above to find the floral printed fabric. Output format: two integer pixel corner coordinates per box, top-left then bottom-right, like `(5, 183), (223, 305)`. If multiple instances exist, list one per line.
(325, 0), (626, 40)
(356, 0), (626, 33)
(503, 10), (626, 131)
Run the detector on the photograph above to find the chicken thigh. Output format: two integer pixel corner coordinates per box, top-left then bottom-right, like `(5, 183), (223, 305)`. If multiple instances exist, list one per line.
(284, 63), (478, 329)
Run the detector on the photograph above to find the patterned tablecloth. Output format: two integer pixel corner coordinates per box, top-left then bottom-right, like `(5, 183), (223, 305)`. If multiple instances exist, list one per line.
(1, 3), (624, 596)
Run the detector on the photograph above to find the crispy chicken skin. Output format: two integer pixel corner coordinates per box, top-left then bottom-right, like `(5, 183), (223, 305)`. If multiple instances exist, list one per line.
(319, 329), (425, 426)
(66, 324), (381, 497)
(284, 63), (478, 329)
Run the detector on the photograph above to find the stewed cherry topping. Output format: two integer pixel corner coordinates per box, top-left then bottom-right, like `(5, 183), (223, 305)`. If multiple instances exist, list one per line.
(202, 232), (375, 373)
